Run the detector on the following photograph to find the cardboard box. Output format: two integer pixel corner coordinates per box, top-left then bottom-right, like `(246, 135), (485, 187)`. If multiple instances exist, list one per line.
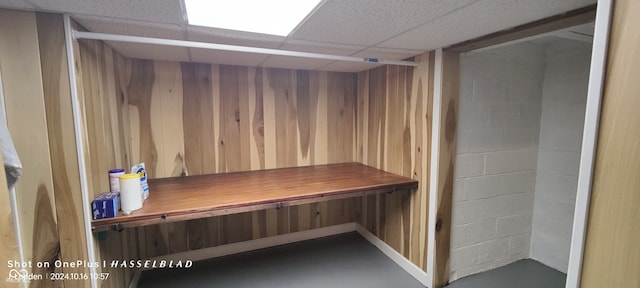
(92, 192), (120, 219)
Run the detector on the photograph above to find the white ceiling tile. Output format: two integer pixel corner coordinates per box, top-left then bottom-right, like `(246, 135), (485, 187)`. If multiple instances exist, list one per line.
(379, 0), (596, 51)
(74, 15), (185, 39)
(0, 0), (38, 10)
(0, 0), (597, 70)
(28, 0), (184, 25)
(291, 0), (477, 46)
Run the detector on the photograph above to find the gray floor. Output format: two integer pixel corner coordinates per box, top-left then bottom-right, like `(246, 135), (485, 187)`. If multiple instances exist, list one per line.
(445, 259), (566, 288)
(137, 232), (425, 288)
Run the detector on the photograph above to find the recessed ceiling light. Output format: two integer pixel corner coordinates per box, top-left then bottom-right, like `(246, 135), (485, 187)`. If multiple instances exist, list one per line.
(184, 0), (323, 37)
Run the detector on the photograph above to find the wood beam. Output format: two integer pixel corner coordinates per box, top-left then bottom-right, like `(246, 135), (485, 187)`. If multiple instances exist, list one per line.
(446, 4), (596, 53)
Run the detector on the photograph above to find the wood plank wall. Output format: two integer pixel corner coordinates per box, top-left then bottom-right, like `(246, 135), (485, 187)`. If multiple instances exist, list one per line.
(73, 34), (134, 287)
(581, 0), (640, 286)
(0, 9), (61, 287)
(357, 53), (432, 269)
(433, 51), (459, 288)
(36, 13), (91, 288)
(123, 61), (359, 258)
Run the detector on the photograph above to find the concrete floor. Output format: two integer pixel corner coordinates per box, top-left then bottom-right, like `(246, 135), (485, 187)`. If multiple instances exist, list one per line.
(445, 259), (566, 288)
(137, 232), (425, 288)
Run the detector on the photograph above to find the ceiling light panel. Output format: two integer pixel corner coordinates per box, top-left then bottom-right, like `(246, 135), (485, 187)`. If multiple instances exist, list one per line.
(184, 0), (323, 36)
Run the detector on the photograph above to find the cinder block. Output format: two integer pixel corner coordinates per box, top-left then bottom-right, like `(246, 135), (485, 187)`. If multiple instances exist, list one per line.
(500, 171), (535, 195)
(507, 79), (542, 104)
(453, 199), (484, 225)
(516, 104), (542, 128)
(485, 149), (537, 174)
(534, 171), (578, 204)
(503, 128), (538, 150)
(453, 179), (466, 202)
(496, 213), (531, 237)
(531, 211), (573, 243)
(478, 238), (510, 263)
(480, 196), (513, 219)
(451, 263), (489, 282)
(450, 244), (480, 270)
(461, 219), (497, 246)
(458, 104), (490, 129)
(537, 149), (581, 177)
(508, 232), (531, 256)
(474, 79), (507, 103)
(459, 78), (474, 103)
(529, 232), (571, 272)
(454, 153), (485, 179)
(480, 193), (532, 220)
(538, 127), (584, 152)
(450, 225), (465, 250)
(464, 175), (501, 200)
(457, 128), (503, 153)
(492, 254), (527, 270)
(553, 103), (586, 130)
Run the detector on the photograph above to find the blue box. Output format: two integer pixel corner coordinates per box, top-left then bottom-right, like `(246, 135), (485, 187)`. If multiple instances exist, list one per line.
(92, 192), (120, 219)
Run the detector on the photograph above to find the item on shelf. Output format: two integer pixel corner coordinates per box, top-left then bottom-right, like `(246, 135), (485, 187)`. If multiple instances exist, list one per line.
(132, 162), (149, 201)
(92, 192), (120, 220)
(119, 173), (143, 215)
(109, 168), (125, 192)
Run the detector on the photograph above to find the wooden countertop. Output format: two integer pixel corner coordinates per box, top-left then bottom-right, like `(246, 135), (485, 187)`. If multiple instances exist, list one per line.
(91, 162), (418, 232)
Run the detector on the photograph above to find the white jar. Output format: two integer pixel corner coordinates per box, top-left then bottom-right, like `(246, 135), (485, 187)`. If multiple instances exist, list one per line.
(109, 168), (125, 192)
(119, 173), (143, 214)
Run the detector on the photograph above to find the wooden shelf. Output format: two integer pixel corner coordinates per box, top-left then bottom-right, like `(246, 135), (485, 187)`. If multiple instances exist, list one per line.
(91, 162), (418, 232)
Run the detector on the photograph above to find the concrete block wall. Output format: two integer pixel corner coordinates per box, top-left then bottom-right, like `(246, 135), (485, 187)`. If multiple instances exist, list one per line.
(530, 39), (592, 272)
(450, 43), (545, 281)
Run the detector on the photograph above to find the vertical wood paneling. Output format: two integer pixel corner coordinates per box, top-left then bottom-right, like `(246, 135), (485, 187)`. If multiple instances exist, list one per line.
(117, 63), (359, 260)
(356, 53), (432, 271)
(434, 51), (459, 287)
(36, 13), (90, 288)
(181, 62), (216, 175)
(296, 70), (311, 164)
(219, 65), (252, 243)
(581, 0), (640, 286)
(0, 9), (60, 288)
(326, 72), (357, 226)
(74, 27), (132, 286)
(108, 54), (432, 287)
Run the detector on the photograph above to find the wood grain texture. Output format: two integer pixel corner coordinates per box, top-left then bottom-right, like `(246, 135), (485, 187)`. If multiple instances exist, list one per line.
(0, 9), (60, 287)
(434, 51), (459, 288)
(581, 0), (640, 286)
(92, 163), (416, 231)
(356, 53), (432, 270)
(36, 13), (90, 288)
(120, 64), (360, 259)
(74, 26), (131, 286)
(95, 52), (432, 285)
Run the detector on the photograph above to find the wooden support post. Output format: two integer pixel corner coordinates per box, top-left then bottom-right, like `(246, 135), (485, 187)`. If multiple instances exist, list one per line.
(432, 50), (459, 288)
(580, 0), (640, 286)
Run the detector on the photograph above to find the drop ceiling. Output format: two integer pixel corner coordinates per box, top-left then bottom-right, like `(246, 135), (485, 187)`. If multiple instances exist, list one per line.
(0, 0), (596, 72)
